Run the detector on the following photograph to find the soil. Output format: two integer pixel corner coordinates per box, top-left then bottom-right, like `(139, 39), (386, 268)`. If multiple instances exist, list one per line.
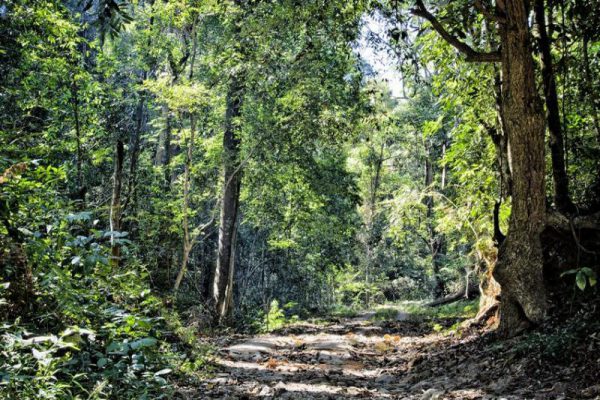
(177, 305), (600, 399)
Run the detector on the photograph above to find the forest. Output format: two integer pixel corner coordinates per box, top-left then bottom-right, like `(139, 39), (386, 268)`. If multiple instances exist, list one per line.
(1, 0), (599, 398)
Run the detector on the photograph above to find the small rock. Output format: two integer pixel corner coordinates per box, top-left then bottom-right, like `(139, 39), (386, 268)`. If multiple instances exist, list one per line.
(258, 385), (274, 396)
(421, 388), (444, 400)
(375, 373), (396, 384)
(273, 381), (287, 394)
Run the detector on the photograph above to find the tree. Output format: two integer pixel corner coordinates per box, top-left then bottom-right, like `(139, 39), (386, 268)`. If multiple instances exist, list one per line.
(409, 0), (547, 334)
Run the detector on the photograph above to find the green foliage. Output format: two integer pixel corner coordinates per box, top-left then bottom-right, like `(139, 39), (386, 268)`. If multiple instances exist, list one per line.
(370, 307), (400, 321)
(0, 162), (206, 398)
(254, 300), (299, 333)
(398, 299), (479, 321)
(561, 267), (598, 291)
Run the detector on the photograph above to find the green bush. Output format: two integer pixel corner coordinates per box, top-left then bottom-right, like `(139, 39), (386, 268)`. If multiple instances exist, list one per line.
(0, 165), (208, 399)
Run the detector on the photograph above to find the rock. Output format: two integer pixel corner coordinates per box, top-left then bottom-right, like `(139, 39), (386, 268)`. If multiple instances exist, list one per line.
(273, 381), (287, 395)
(487, 377), (512, 393)
(581, 384), (600, 398)
(375, 373), (396, 384)
(421, 388), (444, 400)
(258, 385), (274, 396)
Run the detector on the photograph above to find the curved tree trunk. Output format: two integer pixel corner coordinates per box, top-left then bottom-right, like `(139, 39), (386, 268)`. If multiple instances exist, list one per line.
(493, 0), (548, 336)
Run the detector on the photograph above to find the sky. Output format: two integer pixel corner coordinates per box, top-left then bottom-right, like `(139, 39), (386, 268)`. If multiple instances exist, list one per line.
(355, 13), (404, 98)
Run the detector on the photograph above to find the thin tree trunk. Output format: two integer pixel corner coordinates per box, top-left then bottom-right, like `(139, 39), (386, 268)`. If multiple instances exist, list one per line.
(534, 0), (574, 213)
(110, 139), (124, 268)
(70, 77), (86, 205)
(493, 0), (548, 336)
(155, 104), (172, 175)
(492, 69), (512, 198)
(123, 91), (145, 217)
(364, 142), (384, 307)
(174, 115), (196, 292)
(424, 152), (445, 298)
(174, 22), (199, 292)
(211, 75), (244, 324)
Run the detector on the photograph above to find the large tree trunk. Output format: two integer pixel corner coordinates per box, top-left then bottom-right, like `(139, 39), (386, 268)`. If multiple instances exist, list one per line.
(210, 76), (244, 324)
(533, 0), (574, 214)
(493, 0), (548, 336)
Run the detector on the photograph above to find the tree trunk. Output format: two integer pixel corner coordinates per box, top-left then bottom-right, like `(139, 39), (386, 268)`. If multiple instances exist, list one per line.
(533, 0), (574, 214)
(491, 69), (512, 198)
(174, 114), (196, 292)
(210, 76), (244, 324)
(70, 78), (84, 198)
(493, 0), (548, 336)
(110, 139), (124, 268)
(123, 88), (145, 217)
(424, 151), (445, 298)
(364, 142), (384, 307)
(155, 104), (172, 186)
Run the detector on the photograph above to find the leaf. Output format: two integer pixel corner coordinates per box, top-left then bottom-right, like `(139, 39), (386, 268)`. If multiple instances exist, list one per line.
(561, 269), (578, 277)
(580, 267), (595, 277)
(265, 358), (278, 369)
(154, 368), (172, 376)
(67, 211), (92, 222)
(97, 358), (108, 368)
(576, 270), (587, 291)
(129, 337), (157, 350)
(154, 376), (168, 386)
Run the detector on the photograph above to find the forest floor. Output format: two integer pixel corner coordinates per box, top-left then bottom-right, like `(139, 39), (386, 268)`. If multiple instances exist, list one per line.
(177, 301), (600, 400)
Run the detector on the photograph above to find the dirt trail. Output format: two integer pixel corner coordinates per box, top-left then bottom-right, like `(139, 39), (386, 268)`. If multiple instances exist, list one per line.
(187, 311), (594, 399)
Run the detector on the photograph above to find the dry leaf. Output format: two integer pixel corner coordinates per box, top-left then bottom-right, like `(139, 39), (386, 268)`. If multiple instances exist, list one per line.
(265, 357), (279, 369)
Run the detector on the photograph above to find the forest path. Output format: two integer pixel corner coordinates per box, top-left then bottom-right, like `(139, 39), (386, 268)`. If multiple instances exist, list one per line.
(188, 309), (556, 400)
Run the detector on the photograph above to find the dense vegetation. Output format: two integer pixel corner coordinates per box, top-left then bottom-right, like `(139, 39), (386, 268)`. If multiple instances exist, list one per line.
(1, 0), (599, 398)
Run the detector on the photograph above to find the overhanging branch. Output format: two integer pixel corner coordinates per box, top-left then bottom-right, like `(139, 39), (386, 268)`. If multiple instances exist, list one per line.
(411, 0), (501, 63)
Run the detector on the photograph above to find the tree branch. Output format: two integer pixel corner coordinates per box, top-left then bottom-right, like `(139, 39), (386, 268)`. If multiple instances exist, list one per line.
(411, 0), (501, 63)
(474, 0), (506, 23)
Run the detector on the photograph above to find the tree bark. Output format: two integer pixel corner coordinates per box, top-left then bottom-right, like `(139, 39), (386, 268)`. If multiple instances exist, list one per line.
(410, 0), (549, 336)
(364, 142), (384, 307)
(533, 0), (574, 214)
(110, 139), (124, 267)
(174, 114), (196, 292)
(491, 69), (512, 198)
(492, 0), (548, 336)
(424, 148), (445, 298)
(70, 78), (84, 198)
(123, 88), (146, 217)
(155, 104), (172, 188)
(210, 75), (244, 324)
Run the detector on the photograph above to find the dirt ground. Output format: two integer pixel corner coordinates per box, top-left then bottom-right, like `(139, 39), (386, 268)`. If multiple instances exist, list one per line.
(177, 307), (600, 400)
